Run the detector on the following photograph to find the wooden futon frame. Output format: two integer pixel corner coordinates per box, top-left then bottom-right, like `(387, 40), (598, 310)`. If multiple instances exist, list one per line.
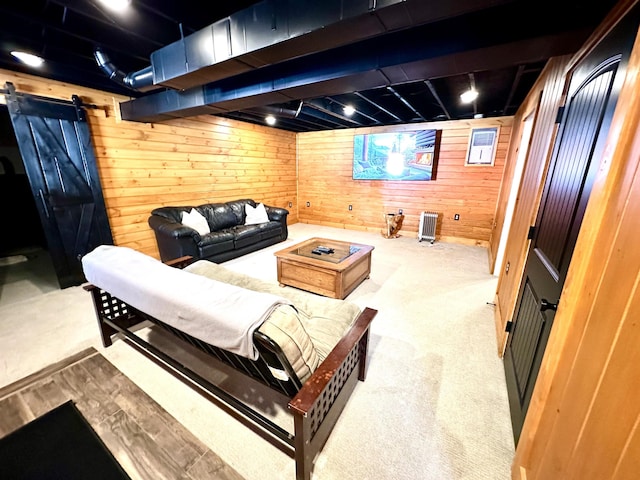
(84, 256), (377, 480)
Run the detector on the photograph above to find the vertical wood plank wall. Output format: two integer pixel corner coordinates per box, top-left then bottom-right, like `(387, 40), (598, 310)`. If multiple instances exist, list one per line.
(0, 70), (297, 259)
(296, 118), (512, 246)
(492, 56), (571, 352)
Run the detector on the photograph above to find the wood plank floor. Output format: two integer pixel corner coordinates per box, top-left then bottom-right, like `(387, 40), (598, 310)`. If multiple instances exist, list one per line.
(0, 347), (245, 480)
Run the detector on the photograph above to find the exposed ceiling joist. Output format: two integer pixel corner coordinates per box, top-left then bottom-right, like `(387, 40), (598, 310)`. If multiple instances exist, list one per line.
(0, 0), (621, 131)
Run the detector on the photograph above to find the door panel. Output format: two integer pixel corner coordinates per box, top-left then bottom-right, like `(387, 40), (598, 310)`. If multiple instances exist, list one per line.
(503, 14), (637, 444)
(530, 66), (615, 290)
(534, 68), (615, 276)
(5, 85), (113, 288)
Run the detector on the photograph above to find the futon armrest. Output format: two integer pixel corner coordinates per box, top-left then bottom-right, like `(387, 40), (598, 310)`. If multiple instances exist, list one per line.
(288, 307), (376, 415)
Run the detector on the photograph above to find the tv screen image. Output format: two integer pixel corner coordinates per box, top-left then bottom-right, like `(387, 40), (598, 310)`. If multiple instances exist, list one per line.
(353, 129), (440, 181)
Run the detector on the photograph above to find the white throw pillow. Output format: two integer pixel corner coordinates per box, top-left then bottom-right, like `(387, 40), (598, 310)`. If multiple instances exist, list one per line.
(245, 203), (270, 225)
(181, 209), (210, 235)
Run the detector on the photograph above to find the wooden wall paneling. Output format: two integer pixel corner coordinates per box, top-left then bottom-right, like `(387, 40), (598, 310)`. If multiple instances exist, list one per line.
(513, 22), (640, 480)
(296, 118), (512, 245)
(0, 69), (298, 259)
(489, 111), (526, 272)
(613, 412), (640, 478)
(492, 56), (571, 353)
(91, 112), (297, 258)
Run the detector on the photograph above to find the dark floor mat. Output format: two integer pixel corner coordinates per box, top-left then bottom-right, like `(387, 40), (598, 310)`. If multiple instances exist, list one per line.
(0, 400), (130, 480)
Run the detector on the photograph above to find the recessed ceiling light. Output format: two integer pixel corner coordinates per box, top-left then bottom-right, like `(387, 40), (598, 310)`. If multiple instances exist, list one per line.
(460, 89), (479, 103)
(343, 105), (355, 116)
(265, 115), (276, 126)
(98, 0), (131, 13)
(10, 51), (44, 67)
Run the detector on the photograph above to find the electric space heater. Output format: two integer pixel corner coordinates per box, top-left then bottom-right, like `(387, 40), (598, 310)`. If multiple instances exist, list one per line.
(418, 211), (438, 243)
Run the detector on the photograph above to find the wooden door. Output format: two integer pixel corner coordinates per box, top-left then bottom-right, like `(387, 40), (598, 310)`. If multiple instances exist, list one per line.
(4, 83), (113, 288)
(503, 15), (638, 444)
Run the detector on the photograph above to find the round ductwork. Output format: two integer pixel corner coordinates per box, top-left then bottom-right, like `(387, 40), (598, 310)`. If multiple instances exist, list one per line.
(94, 48), (156, 92)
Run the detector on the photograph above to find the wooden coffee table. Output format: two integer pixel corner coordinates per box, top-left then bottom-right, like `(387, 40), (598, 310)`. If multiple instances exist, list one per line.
(274, 237), (374, 299)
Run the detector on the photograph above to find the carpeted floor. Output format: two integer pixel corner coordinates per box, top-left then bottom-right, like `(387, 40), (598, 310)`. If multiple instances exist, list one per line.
(0, 223), (515, 479)
(0, 247), (59, 307)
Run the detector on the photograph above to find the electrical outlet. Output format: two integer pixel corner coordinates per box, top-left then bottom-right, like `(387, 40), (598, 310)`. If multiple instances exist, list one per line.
(306, 202), (310, 207)
(348, 205), (352, 211)
(454, 214), (460, 220)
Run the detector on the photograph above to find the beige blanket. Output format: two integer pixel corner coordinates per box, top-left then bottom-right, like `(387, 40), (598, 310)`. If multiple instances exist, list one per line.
(81, 245), (290, 360)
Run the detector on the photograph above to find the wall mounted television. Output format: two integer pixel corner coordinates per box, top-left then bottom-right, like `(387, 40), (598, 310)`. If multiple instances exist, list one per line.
(353, 129), (441, 181)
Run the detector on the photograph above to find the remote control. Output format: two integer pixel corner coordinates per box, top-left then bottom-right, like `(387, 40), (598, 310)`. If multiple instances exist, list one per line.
(316, 246), (334, 254)
(311, 249), (322, 255)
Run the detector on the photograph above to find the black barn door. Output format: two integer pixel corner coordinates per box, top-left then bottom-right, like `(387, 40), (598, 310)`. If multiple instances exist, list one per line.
(503, 13), (638, 444)
(4, 83), (113, 288)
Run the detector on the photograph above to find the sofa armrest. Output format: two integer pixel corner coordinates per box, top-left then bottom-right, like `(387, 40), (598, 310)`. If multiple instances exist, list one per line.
(148, 215), (201, 261)
(266, 206), (289, 223)
(149, 215), (201, 240)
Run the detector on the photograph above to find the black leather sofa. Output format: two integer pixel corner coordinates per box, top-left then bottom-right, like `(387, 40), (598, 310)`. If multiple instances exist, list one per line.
(148, 199), (289, 263)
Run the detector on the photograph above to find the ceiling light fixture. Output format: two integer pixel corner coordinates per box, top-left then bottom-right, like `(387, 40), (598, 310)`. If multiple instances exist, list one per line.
(460, 89), (479, 103)
(98, 0), (131, 13)
(265, 115), (276, 126)
(10, 51), (45, 67)
(343, 105), (355, 116)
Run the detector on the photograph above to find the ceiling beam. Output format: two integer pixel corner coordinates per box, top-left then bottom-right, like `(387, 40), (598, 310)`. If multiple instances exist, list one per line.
(327, 97), (381, 125)
(424, 80), (452, 119)
(503, 64), (526, 115)
(299, 104), (353, 128)
(386, 86), (426, 121)
(353, 92), (402, 122)
(304, 99), (364, 126)
(468, 72), (478, 116)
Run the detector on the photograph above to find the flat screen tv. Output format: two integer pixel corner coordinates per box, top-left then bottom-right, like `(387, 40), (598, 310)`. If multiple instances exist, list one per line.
(353, 129), (440, 181)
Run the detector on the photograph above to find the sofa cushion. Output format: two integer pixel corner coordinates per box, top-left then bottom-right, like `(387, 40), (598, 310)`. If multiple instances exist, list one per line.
(199, 204), (238, 231)
(198, 231), (235, 257)
(226, 199), (255, 224)
(233, 225), (262, 249)
(257, 221), (283, 240)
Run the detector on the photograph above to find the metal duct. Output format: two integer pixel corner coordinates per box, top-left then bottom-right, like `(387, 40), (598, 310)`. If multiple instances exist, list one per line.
(253, 104), (301, 118)
(94, 48), (156, 92)
(147, 0), (511, 91)
(120, 29), (580, 123)
(117, 0), (519, 121)
(149, 0), (407, 90)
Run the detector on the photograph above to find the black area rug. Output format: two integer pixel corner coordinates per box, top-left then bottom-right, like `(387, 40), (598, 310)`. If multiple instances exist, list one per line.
(0, 400), (131, 480)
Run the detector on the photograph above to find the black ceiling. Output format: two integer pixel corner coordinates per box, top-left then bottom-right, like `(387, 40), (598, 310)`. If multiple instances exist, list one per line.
(0, 0), (621, 132)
